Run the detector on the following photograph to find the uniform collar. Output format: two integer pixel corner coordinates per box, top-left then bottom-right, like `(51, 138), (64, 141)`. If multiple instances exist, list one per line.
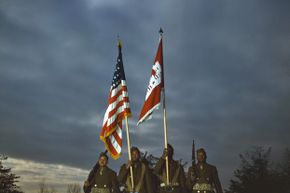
(99, 166), (108, 171)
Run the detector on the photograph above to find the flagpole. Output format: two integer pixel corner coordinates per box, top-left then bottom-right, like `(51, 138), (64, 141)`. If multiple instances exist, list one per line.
(125, 116), (135, 191)
(118, 39), (134, 191)
(163, 92), (170, 186)
(159, 28), (170, 186)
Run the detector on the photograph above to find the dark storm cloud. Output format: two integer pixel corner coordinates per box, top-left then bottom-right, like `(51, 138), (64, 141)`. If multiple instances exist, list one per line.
(1, 0), (290, 190)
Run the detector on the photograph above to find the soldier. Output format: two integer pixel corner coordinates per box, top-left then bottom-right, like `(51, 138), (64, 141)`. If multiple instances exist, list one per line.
(83, 152), (120, 193)
(118, 147), (153, 193)
(154, 144), (186, 193)
(186, 148), (223, 193)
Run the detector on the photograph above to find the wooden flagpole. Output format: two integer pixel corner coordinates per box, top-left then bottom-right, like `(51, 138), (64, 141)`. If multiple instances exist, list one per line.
(118, 38), (134, 191)
(159, 28), (170, 186)
(125, 116), (135, 191)
(163, 95), (170, 185)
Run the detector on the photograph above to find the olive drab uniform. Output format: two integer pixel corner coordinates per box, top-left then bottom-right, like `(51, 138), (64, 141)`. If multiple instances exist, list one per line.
(87, 166), (120, 193)
(186, 163), (223, 193)
(118, 161), (153, 193)
(154, 158), (186, 193)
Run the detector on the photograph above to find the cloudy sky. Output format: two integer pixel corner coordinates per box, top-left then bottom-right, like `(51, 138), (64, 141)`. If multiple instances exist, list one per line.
(1, 0), (290, 192)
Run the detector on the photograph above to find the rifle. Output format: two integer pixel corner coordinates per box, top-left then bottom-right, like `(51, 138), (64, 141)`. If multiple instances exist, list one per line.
(192, 139), (196, 167)
(190, 139), (197, 182)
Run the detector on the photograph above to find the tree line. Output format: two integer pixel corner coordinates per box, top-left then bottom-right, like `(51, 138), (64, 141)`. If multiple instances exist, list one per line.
(225, 147), (290, 193)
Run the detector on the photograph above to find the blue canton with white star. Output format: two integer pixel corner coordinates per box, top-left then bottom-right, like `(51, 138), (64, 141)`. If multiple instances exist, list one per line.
(111, 47), (126, 89)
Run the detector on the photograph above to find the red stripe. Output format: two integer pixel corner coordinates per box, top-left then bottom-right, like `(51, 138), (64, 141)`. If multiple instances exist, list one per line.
(108, 98), (129, 118)
(154, 39), (164, 88)
(101, 110), (130, 137)
(139, 84), (162, 120)
(112, 129), (122, 146)
(154, 39), (163, 65)
(105, 110), (129, 130)
(101, 85), (130, 137)
(108, 86), (128, 104)
(106, 137), (118, 156)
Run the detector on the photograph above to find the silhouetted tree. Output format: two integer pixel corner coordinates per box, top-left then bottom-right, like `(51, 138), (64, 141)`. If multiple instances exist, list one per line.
(67, 183), (81, 193)
(38, 179), (56, 193)
(225, 147), (275, 193)
(0, 155), (23, 193)
(226, 146), (290, 193)
(273, 148), (290, 193)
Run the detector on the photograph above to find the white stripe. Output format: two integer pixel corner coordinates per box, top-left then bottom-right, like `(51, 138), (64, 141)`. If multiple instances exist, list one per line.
(102, 92), (129, 126)
(103, 101), (130, 127)
(116, 126), (122, 138)
(111, 86), (129, 99)
(109, 135), (121, 154)
(145, 61), (162, 100)
(121, 80), (126, 86)
(110, 84), (122, 97)
(109, 91), (129, 108)
(105, 102), (130, 126)
(137, 103), (160, 125)
(110, 80), (127, 97)
(102, 108), (110, 126)
(109, 125), (122, 153)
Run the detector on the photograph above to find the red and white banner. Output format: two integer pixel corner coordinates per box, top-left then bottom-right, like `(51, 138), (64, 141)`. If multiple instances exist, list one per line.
(137, 38), (164, 125)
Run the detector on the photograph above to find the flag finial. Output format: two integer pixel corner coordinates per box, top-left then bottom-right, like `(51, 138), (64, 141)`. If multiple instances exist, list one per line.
(159, 28), (163, 36)
(117, 36), (122, 49)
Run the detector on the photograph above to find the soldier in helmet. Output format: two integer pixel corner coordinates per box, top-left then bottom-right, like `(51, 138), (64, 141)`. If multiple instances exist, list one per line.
(118, 146), (153, 193)
(154, 144), (186, 193)
(186, 148), (223, 193)
(83, 151), (120, 193)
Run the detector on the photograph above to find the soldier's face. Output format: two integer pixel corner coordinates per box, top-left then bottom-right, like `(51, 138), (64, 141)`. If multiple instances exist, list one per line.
(131, 150), (140, 162)
(197, 152), (206, 163)
(98, 156), (108, 167)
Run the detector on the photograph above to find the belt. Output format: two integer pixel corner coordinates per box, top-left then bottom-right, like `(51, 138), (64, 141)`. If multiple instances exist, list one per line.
(91, 187), (110, 193)
(192, 183), (213, 191)
(193, 191), (213, 193)
(160, 182), (180, 187)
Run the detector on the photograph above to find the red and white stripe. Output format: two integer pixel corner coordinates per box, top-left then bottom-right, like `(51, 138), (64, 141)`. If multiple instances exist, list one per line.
(100, 80), (131, 159)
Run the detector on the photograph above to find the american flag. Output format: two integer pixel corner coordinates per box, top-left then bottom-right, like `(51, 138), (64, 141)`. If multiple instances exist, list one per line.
(100, 41), (131, 159)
